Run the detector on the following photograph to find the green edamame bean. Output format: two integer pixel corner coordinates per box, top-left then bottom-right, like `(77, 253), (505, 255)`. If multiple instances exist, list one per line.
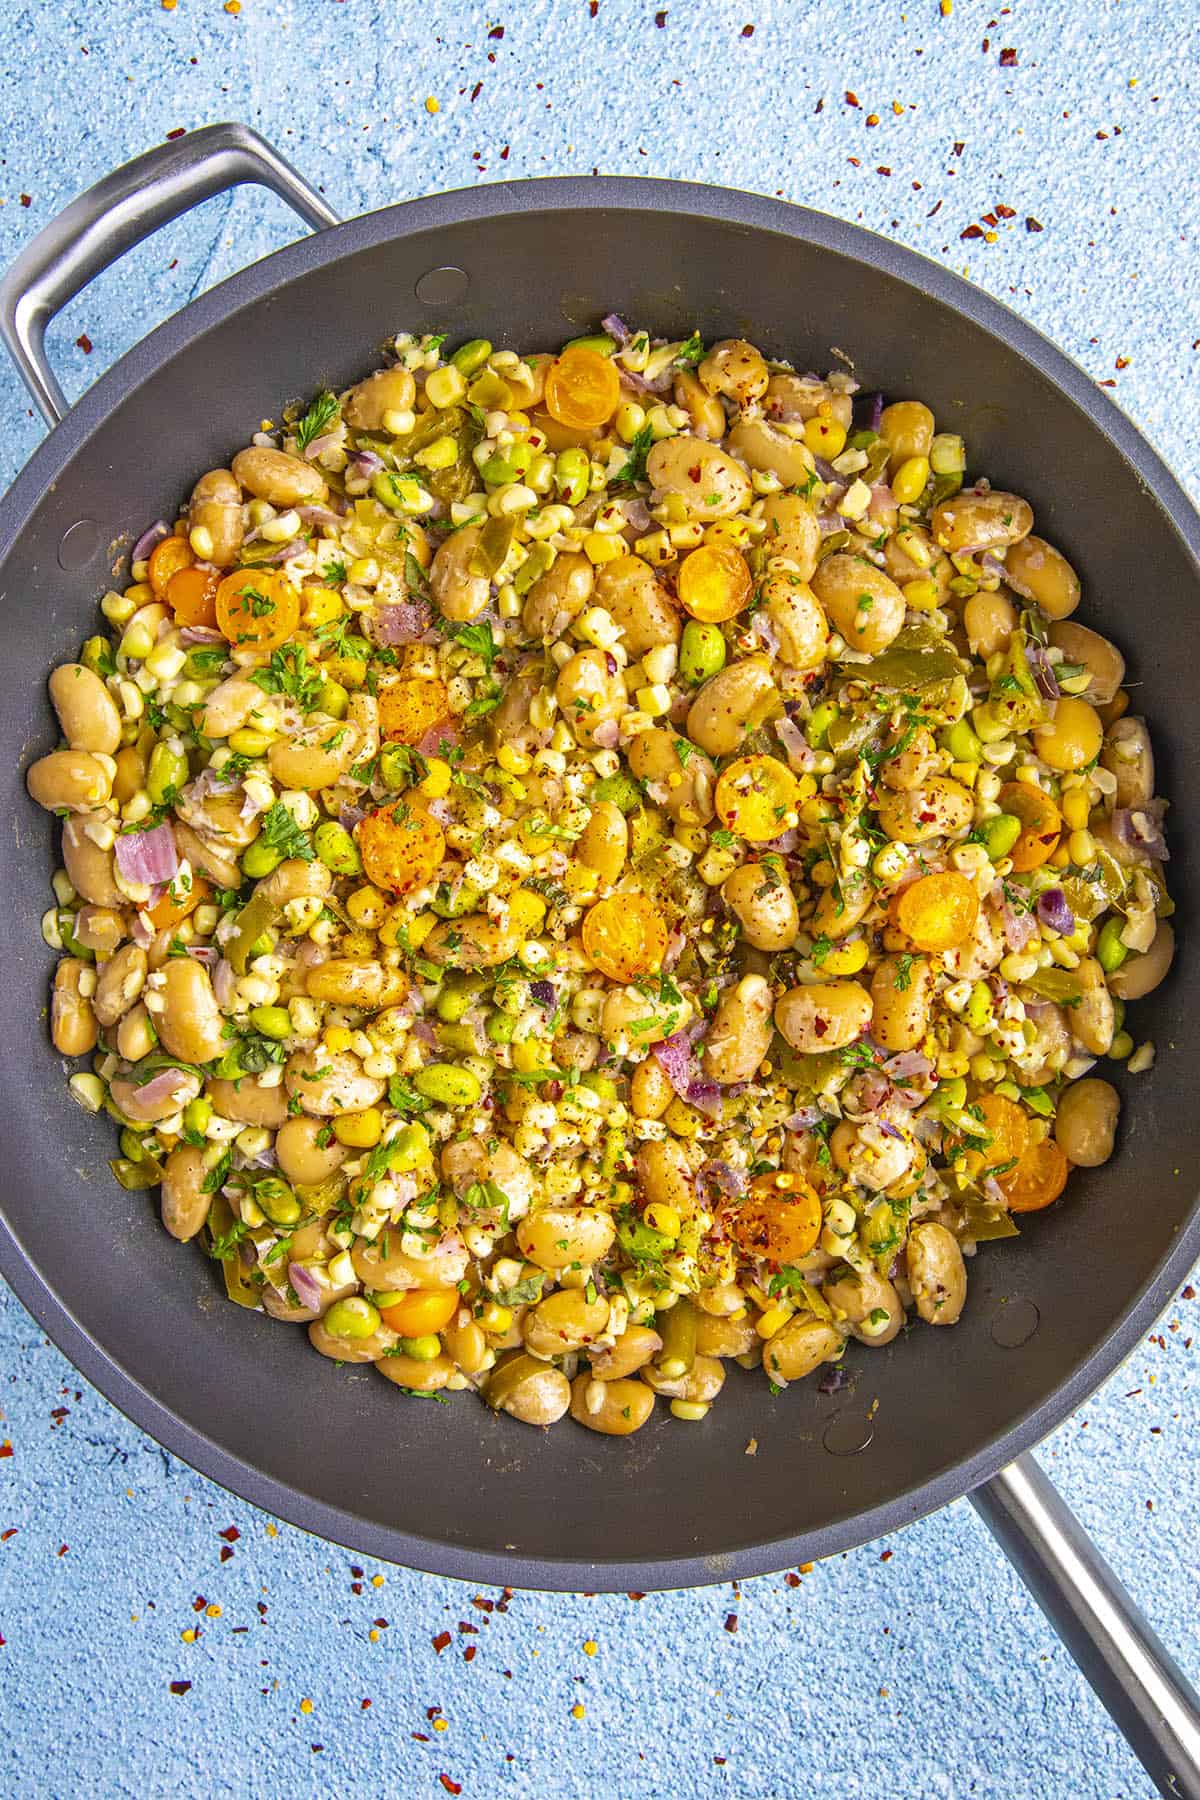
(435, 1021), (478, 1054)
(805, 699), (840, 749)
(378, 743), (414, 790)
(249, 1005), (292, 1041)
(242, 840), (283, 879)
(980, 813), (1022, 861)
(80, 635), (114, 679)
(313, 820), (362, 876)
(437, 975), (486, 1023)
(963, 980), (995, 1034)
(399, 1334), (442, 1361)
(679, 619), (727, 686)
(413, 1063), (482, 1107)
(183, 1096), (212, 1139)
(324, 1297), (381, 1340)
(554, 448), (590, 507)
(388, 1123), (430, 1172)
(1096, 915), (1130, 973)
(467, 370), (513, 410)
(1109, 1030), (1134, 1060)
(563, 333), (616, 357)
(254, 1176), (301, 1228)
(486, 1010), (516, 1045)
(430, 882), (482, 920)
(481, 454), (518, 487)
(147, 742), (189, 808)
(580, 1072), (619, 1102)
(316, 679), (349, 720)
(451, 338), (493, 377)
(944, 718), (983, 762)
(119, 1127), (149, 1163)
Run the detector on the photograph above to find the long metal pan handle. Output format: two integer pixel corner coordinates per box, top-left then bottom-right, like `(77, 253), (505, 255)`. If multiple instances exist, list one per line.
(973, 1454), (1200, 1799)
(0, 121), (339, 427)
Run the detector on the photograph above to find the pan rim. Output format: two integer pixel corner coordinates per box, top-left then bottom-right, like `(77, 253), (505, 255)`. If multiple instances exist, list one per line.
(1, 172), (1197, 1590)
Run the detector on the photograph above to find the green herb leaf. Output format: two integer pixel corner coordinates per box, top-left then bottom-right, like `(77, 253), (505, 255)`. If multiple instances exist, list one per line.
(294, 389), (339, 452)
(259, 800), (315, 863)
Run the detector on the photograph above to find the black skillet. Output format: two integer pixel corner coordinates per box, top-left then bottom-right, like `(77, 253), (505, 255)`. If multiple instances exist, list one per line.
(0, 125), (1197, 1796)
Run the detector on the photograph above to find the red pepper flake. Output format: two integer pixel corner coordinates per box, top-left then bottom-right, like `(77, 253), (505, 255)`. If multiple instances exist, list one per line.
(952, 140), (965, 156)
(626, 1592), (645, 1601)
(256, 1602), (268, 1617)
(57, 1545), (69, 1557)
(981, 36), (990, 52)
(350, 1582), (363, 1596)
(999, 47), (1018, 65)
(438, 1779), (462, 1797)
(1026, 216), (1043, 232)
(427, 1706), (442, 1720)
(488, 22), (504, 35)
(361, 1698), (372, 1710)
(784, 1571), (800, 1588)
(50, 1406), (70, 1420)
(463, 1646), (477, 1663)
(500, 145), (510, 160)
(995, 203), (1016, 219)
(880, 1549), (894, 1561)
(1, 1529), (17, 1542)
(192, 1596), (207, 1613)
(589, 0), (598, 15)
(350, 1565), (364, 1579)
(1115, 355), (1130, 370)
(741, 23), (754, 35)
(960, 224), (984, 240)
(458, 1622), (479, 1635)
(845, 90), (860, 107)
(715, 1757), (727, 1766)
(432, 1630), (452, 1654)
(169, 1680), (192, 1696)
(847, 156), (861, 168)
(166, 128), (185, 141)
(413, 1732), (431, 1743)
(219, 1526), (240, 1542)
(470, 82), (482, 101)
(876, 166), (892, 176)
(724, 1613), (739, 1633)
(18, 196), (31, 208)
(982, 212), (998, 227)
(0, 1443), (13, 1459)
(1182, 1286), (1195, 1300)
(1099, 379), (1117, 389)
(219, 1547), (234, 1564)
(471, 1596), (494, 1613)
(1096, 130), (1109, 141)
(654, 8), (668, 24)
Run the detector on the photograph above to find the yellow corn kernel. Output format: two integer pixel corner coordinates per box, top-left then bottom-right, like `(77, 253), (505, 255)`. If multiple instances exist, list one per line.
(496, 743), (532, 776)
(584, 531), (624, 565)
(508, 889), (547, 932)
(892, 456), (931, 505)
(424, 365), (467, 408)
(903, 578), (940, 611)
(348, 557), (380, 586)
(935, 1051), (971, 1079)
(418, 756), (453, 798)
(333, 1107), (383, 1148)
(303, 589), (345, 630)
(346, 884), (387, 927)
(800, 797), (835, 830)
(615, 401), (647, 443)
(634, 530), (673, 565)
(667, 522), (705, 551)
(1049, 841), (1071, 869)
(804, 417), (847, 459)
(756, 1305), (792, 1340)
(822, 938), (869, 976)
(512, 1037), (553, 1073)
(227, 727), (275, 756)
(703, 518), (752, 548)
(322, 652), (368, 690)
(1060, 786), (1090, 831)
(123, 581), (154, 606)
(324, 1026), (355, 1054)
(643, 1202), (682, 1239)
(949, 760), (979, 787)
(1068, 828), (1096, 865)
(563, 864), (599, 901)
(478, 1302), (513, 1335)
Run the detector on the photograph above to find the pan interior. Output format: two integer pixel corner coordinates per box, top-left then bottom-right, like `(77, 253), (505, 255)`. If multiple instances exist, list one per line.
(1, 189), (1195, 1585)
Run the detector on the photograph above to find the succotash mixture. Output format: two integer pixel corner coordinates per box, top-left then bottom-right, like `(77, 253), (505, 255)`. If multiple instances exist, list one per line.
(28, 323), (1175, 1434)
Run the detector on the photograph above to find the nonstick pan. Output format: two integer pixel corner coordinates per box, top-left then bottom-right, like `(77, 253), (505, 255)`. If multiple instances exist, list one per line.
(1, 125), (1197, 1795)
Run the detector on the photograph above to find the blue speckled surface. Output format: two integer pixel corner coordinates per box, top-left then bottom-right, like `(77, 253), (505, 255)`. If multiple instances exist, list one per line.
(1, 3), (1198, 1795)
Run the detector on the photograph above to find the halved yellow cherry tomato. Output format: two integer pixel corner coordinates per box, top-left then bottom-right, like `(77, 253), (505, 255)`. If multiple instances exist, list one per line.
(379, 676), (452, 746)
(581, 892), (668, 983)
(543, 346), (621, 431)
(998, 781), (1062, 873)
(964, 1092), (1030, 1180)
(215, 569), (300, 650)
(147, 534), (193, 598)
(676, 543), (753, 624)
(890, 871), (980, 953)
(147, 875), (212, 931)
(714, 754), (799, 842)
(1002, 1136), (1070, 1213)
(732, 1170), (822, 1264)
(378, 1288), (459, 1335)
(165, 563), (220, 629)
(357, 801), (446, 895)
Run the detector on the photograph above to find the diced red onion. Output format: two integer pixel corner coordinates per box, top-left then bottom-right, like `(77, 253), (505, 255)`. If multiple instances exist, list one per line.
(349, 450), (385, 478)
(1000, 902), (1039, 952)
(759, 828), (799, 855)
(186, 945), (218, 969)
(212, 959), (237, 1009)
(878, 1119), (904, 1141)
(882, 1050), (933, 1084)
(417, 720), (459, 757)
(812, 456), (837, 483)
(685, 1077), (722, 1119)
(265, 539), (307, 565)
(652, 1030), (703, 1101)
(296, 502), (346, 526)
(130, 913), (155, 950)
(818, 1363), (851, 1395)
(775, 714), (815, 772)
(751, 610), (781, 656)
(696, 1159), (747, 1199)
(425, 797), (454, 827)
(867, 392), (884, 431)
(339, 802), (366, 832)
(619, 365), (673, 397)
(132, 1068), (199, 1112)
(131, 520), (171, 563)
(1026, 641), (1061, 702)
(287, 1263), (324, 1313)
(114, 822), (179, 888)
(1112, 803), (1169, 862)
(1036, 886), (1075, 936)
(982, 1175), (1009, 1207)
(856, 1069), (892, 1112)
(371, 600), (432, 645)
(662, 929), (685, 971)
(783, 1105), (824, 1131)
(302, 433), (340, 463)
(592, 718), (620, 750)
(602, 312), (632, 345)
(530, 979), (556, 1010)
(179, 625), (226, 647)
(622, 496), (653, 534)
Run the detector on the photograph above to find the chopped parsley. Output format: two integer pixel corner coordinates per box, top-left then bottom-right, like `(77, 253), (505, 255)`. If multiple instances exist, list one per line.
(259, 800), (315, 863)
(294, 389), (339, 452)
(251, 644), (325, 712)
(611, 422), (655, 487)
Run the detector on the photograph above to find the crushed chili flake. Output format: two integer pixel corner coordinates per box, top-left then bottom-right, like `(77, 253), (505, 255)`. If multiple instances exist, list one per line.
(438, 1779), (462, 1797)
(724, 1613), (739, 1633)
(18, 196), (31, 208)
(413, 1732), (431, 1743)
(219, 1526), (240, 1542)
(1026, 216), (1044, 232)
(876, 166), (892, 176)
(166, 128), (185, 141)
(741, 22), (754, 35)
(0, 1442), (13, 1459)
(463, 1646), (477, 1663)
(471, 1596), (494, 1612)
(995, 203), (1016, 219)
(361, 1698), (372, 1710)
(192, 1596), (207, 1613)
(999, 46), (1018, 65)
(654, 8), (668, 23)
(880, 1549), (894, 1561)
(961, 224), (985, 240)
(169, 1680), (192, 1695)
(432, 1631), (452, 1654)
(627, 1591), (645, 1601)
(219, 1547), (234, 1564)
(488, 22), (504, 36)
(1, 1529), (17, 1542)
(1183, 1286), (1196, 1300)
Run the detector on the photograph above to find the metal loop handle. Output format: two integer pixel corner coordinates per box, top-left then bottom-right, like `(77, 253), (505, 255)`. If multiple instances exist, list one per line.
(973, 1454), (1200, 1799)
(0, 121), (339, 426)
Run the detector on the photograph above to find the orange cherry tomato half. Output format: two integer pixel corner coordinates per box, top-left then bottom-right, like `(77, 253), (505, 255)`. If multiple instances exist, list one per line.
(581, 891), (668, 983)
(1002, 1136), (1071, 1213)
(379, 676), (452, 747)
(714, 754), (799, 843)
(676, 543), (753, 624)
(732, 1170), (823, 1265)
(147, 874), (212, 931)
(357, 801), (446, 896)
(543, 346), (621, 432)
(215, 569), (300, 650)
(965, 1093), (1030, 1178)
(890, 870), (980, 953)
(165, 563), (220, 629)
(378, 1287), (460, 1336)
(147, 534), (194, 598)
(998, 781), (1063, 873)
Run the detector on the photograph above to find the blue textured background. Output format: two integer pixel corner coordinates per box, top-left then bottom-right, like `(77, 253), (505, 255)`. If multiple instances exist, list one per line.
(1, 3), (1198, 1795)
